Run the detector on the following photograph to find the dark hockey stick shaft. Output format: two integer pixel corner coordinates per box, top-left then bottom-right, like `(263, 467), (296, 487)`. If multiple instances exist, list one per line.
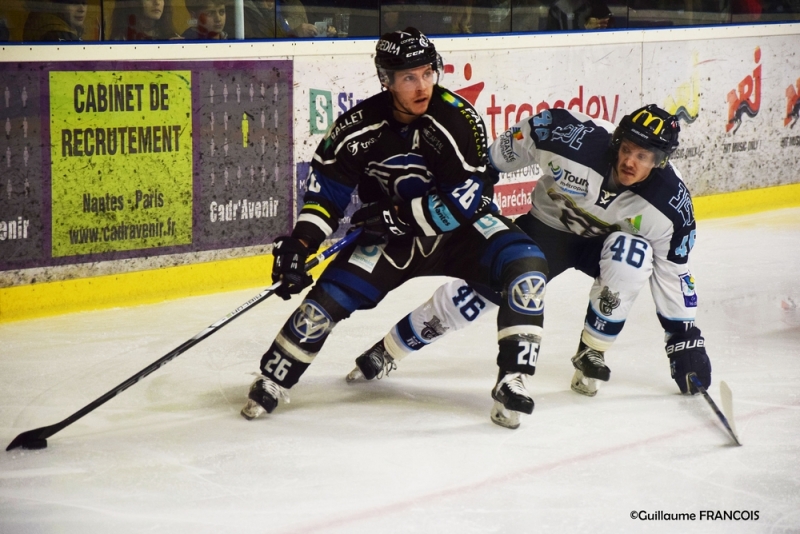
(688, 373), (741, 446)
(6, 230), (360, 451)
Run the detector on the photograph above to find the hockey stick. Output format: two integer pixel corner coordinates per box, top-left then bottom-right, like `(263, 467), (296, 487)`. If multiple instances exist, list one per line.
(6, 230), (361, 451)
(688, 373), (741, 446)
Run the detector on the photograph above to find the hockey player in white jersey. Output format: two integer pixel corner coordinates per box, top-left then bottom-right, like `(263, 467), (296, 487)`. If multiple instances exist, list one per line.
(346, 104), (712, 429)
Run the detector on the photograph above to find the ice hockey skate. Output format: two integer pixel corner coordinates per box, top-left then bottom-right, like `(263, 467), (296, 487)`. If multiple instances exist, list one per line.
(240, 375), (288, 420)
(570, 341), (610, 397)
(490, 372), (534, 429)
(490, 401), (522, 429)
(345, 340), (396, 383)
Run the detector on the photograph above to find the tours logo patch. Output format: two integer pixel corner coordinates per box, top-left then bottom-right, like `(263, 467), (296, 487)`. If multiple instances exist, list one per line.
(549, 161), (589, 197)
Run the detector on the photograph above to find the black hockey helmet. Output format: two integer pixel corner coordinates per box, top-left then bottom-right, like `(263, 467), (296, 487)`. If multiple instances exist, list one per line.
(375, 27), (443, 86)
(612, 104), (680, 168)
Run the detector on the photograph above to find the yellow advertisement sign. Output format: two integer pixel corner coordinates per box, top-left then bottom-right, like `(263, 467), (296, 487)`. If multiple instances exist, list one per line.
(49, 70), (193, 257)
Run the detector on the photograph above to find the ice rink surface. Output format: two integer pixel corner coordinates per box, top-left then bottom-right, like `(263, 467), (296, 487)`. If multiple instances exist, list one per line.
(1, 208), (799, 534)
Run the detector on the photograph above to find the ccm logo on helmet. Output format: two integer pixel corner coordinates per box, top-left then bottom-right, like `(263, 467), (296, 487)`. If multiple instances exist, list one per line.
(666, 338), (705, 354)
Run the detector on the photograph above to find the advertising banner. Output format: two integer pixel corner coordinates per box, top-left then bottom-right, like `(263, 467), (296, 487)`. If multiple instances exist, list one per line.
(2, 28), (798, 277)
(0, 68), (45, 265)
(643, 35), (800, 196)
(0, 60), (293, 272)
(294, 44), (640, 217)
(49, 70), (193, 257)
(294, 35), (797, 220)
(193, 62), (294, 249)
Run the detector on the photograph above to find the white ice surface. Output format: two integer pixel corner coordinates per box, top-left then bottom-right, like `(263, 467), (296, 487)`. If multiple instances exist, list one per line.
(1, 208), (799, 534)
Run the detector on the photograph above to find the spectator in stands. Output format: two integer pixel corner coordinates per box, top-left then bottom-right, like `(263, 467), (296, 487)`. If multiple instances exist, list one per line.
(732, 0), (762, 20)
(23, 0), (87, 41)
(183, 0), (228, 39)
(109, 0), (178, 40)
(547, 0), (613, 30)
(441, 0), (474, 34)
(381, 0), (432, 34)
(231, 0), (325, 38)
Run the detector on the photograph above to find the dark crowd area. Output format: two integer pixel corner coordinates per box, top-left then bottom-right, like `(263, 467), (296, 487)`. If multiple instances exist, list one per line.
(0, 0), (798, 43)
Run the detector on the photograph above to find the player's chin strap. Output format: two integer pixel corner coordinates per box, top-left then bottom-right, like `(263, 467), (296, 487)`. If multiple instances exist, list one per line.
(392, 105), (419, 117)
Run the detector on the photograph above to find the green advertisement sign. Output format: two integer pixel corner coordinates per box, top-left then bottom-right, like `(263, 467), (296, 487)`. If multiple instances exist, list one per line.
(49, 70), (193, 257)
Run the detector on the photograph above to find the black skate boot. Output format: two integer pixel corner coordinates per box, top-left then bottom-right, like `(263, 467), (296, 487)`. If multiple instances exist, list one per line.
(491, 371), (535, 415)
(570, 341), (610, 397)
(345, 340), (396, 382)
(240, 375), (288, 420)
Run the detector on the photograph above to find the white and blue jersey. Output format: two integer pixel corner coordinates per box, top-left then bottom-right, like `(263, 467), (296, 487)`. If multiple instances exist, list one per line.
(490, 108), (698, 333)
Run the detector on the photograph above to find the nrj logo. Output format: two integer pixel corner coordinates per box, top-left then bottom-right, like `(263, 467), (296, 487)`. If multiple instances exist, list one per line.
(785, 77), (800, 128)
(664, 51), (703, 124)
(726, 47), (761, 134)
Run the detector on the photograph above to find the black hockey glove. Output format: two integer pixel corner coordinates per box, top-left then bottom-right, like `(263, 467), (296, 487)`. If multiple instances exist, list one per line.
(271, 236), (313, 300)
(349, 198), (410, 246)
(666, 327), (711, 394)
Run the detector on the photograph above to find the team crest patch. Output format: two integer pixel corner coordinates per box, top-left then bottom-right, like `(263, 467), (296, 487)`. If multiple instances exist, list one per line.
(599, 286), (621, 316)
(420, 315), (448, 340)
(680, 273), (698, 307)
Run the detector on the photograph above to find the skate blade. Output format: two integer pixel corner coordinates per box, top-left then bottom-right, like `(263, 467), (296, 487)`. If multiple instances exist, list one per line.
(345, 367), (365, 383)
(490, 401), (521, 429)
(570, 370), (598, 397)
(240, 399), (266, 420)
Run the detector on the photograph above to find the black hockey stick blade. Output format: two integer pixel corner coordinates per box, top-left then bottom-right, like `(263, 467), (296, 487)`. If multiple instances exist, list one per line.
(6, 230), (361, 452)
(688, 373), (742, 446)
(6, 428), (50, 451)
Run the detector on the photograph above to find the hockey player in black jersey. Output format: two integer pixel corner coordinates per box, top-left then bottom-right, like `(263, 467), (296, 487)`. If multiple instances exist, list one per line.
(241, 28), (549, 424)
(347, 104), (713, 429)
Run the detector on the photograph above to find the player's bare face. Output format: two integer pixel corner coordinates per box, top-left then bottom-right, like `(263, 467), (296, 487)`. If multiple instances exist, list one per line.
(614, 139), (657, 186)
(389, 65), (436, 123)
